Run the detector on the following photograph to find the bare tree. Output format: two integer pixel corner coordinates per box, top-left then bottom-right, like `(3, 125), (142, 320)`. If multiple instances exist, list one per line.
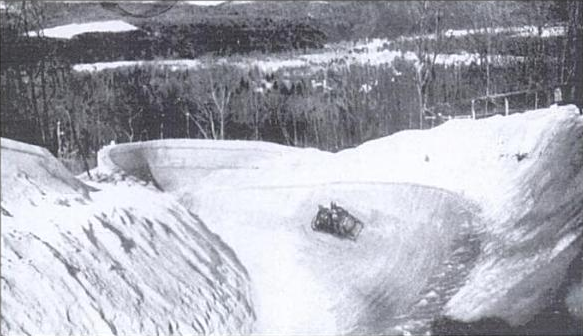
(209, 75), (232, 140)
(122, 108), (141, 143)
(184, 68), (236, 140)
(409, 1), (444, 129)
(2, 1), (50, 145)
(564, 0), (583, 105)
(182, 107), (210, 140)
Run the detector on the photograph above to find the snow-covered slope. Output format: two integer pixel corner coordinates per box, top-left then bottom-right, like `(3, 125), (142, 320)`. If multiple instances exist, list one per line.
(0, 139), (255, 335)
(1, 138), (93, 206)
(335, 105), (583, 328)
(27, 20), (138, 39)
(98, 105), (583, 333)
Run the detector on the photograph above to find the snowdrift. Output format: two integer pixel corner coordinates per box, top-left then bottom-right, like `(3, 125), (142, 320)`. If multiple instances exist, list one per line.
(0, 139), (255, 335)
(98, 105), (583, 334)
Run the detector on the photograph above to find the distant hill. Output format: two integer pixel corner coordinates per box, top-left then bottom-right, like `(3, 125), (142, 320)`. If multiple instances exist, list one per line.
(32, 1), (568, 43)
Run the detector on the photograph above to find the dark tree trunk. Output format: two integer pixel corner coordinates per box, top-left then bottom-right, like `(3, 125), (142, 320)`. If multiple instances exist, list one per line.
(572, 1), (583, 108)
(27, 67), (45, 145)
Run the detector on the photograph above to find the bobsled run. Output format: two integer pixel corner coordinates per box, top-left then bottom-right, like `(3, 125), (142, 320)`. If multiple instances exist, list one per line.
(1, 105), (582, 335)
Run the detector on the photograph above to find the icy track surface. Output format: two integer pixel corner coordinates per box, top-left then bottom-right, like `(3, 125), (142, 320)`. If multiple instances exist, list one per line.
(2, 105), (582, 335)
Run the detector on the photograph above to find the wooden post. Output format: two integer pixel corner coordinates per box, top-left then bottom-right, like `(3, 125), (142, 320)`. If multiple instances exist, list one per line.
(186, 112), (190, 138)
(56, 120), (62, 158)
(160, 113), (165, 139)
(505, 97), (509, 116)
(554, 87), (563, 104)
(535, 91), (538, 110)
(471, 99), (476, 119)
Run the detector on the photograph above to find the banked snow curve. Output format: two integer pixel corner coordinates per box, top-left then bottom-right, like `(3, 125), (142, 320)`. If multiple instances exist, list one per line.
(97, 141), (486, 335)
(97, 106), (583, 333)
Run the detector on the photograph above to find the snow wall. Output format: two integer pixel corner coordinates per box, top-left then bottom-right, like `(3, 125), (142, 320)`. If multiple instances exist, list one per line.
(0, 138), (255, 335)
(97, 105), (583, 334)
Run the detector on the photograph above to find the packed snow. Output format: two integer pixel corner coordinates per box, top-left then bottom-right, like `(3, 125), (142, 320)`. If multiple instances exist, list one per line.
(0, 138), (255, 335)
(2, 105), (581, 335)
(96, 105), (582, 333)
(27, 20), (139, 39)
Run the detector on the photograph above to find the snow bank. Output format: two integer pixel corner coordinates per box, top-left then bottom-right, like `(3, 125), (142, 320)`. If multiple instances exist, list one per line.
(97, 139), (304, 192)
(1, 138), (93, 207)
(0, 139), (255, 335)
(99, 105), (583, 332)
(336, 106), (582, 325)
(27, 20), (139, 39)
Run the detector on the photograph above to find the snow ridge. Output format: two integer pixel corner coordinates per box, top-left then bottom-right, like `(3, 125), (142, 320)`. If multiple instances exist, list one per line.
(1, 140), (255, 335)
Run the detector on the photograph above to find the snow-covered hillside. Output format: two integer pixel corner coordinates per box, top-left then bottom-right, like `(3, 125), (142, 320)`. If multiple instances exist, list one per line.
(0, 138), (254, 335)
(27, 20), (139, 39)
(2, 105), (581, 335)
(69, 22), (560, 73)
(97, 105), (583, 334)
(71, 44), (520, 73)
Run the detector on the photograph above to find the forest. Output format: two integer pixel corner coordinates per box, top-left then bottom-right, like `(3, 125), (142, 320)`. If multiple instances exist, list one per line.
(1, 1), (582, 173)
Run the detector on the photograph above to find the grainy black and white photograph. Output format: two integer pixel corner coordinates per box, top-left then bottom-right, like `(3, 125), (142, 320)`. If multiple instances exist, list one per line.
(1, 0), (582, 335)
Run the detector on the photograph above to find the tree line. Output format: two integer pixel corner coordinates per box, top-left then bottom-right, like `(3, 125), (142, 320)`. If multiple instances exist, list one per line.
(1, 17), (326, 67)
(1, 55), (548, 159)
(1, 0), (581, 174)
